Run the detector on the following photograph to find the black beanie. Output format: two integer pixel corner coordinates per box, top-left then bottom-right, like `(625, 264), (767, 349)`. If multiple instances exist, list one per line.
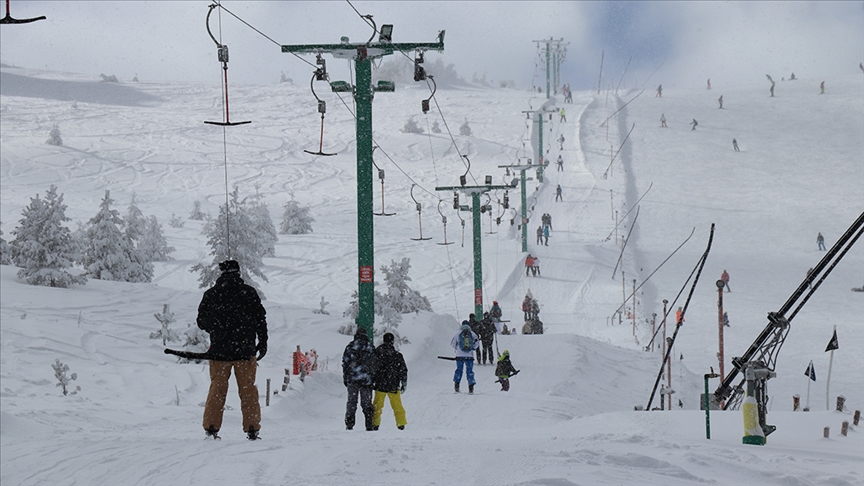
(219, 260), (240, 273)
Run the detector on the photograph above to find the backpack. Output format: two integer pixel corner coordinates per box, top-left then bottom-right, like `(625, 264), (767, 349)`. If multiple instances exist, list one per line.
(459, 329), (475, 352)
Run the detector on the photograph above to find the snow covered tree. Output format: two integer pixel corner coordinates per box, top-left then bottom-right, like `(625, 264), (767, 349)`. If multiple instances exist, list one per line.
(79, 190), (153, 283)
(0, 223), (12, 265)
(401, 117), (424, 134)
(191, 186), (267, 296)
(9, 186), (85, 288)
(168, 213), (184, 228)
(431, 120), (442, 134)
(248, 193), (278, 258)
(124, 193), (147, 243)
(459, 118), (473, 136)
(137, 215), (174, 262)
(280, 200), (314, 235)
(46, 124), (63, 146)
(149, 304), (180, 345)
(52, 358), (80, 396)
(178, 322), (210, 364)
(380, 257), (432, 313)
(189, 200), (206, 220)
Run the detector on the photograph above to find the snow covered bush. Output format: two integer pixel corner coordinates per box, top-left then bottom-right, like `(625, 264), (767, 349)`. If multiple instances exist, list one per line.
(191, 186), (268, 296)
(380, 257), (432, 313)
(79, 190), (153, 283)
(431, 120), (442, 134)
(459, 119), (472, 136)
(9, 185), (85, 288)
(52, 358), (80, 396)
(178, 323), (210, 364)
(248, 193), (277, 258)
(46, 124), (63, 146)
(312, 296), (330, 315)
(124, 194), (147, 242)
(168, 213), (184, 228)
(401, 117), (424, 134)
(137, 215), (174, 262)
(189, 200), (206, 220)
(150, 304), (180, 345)
(99, 73), (119, 83)
(0, 223), (12, 265)
(280, 200), (314, 235)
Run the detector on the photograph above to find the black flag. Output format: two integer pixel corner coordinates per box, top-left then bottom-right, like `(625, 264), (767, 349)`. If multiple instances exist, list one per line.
(825, 329), (839, 352)
(804, 360), (816, 381)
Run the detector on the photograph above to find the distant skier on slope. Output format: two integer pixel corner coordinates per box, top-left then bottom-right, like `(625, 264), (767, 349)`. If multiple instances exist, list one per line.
(660, 113), (667, 128)
(451, 322), (479, 393)
(732, 138), (740, 152)
(690, 119), (698, 131)
(478, 312), (497, 365)
(817, 232), (826, 251)
(718, 95), (723, 109)
(656, 84), (662, 97)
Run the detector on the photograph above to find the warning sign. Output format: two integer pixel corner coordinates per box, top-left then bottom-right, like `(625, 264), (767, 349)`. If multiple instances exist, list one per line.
(359, 266), (373, 283)
(474, 288), (483, 306)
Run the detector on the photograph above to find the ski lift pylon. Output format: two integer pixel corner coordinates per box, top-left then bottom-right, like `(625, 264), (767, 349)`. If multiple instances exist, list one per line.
(203, 3), (251, 127)
(0, 0), (45, 24)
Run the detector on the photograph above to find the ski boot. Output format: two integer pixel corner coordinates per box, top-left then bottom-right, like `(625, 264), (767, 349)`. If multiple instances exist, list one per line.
(468, 384), (474, 394)
(454, 382), (460, 393)
(205, 425), (221, 440)
(247, 425), (260, 441)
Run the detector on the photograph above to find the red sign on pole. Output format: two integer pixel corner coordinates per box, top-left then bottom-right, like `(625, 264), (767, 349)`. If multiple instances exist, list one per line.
(359, 266), (373, 283)
(474, 288), (483, 306)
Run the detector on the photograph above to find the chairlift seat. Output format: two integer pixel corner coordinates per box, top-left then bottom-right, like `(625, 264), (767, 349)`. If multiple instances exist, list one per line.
(373, 80), (395, 93)
(329, 81), (353, 93)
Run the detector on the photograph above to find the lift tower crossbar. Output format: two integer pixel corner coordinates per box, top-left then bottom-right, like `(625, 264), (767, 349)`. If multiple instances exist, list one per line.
(497, 162), (536, 252)
(282, 30), (444, 339)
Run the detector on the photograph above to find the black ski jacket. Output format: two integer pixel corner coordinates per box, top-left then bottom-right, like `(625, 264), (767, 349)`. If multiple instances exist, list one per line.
(372, 342), (407, 393)
(342, 332), (377, 387)
(196, 272), (267, 361)
(479, 317), (496, 343)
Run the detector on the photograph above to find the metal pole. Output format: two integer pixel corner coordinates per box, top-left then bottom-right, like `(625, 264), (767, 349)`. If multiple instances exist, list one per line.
(632, 279), (637, 339)
(472, 192), (484, 318)
(826, 325), (836, 410)
(355, 55), (375, 339)
(718, 282), (725, 383)
(521, 169), (528, 252)
(545, 40), (551, 99)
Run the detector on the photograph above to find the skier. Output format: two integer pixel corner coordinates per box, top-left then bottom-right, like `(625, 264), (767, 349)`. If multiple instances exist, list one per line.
(495, 350), (518, 391)
(690, 119), (698, 131)
(732, 138), (739, 152)
(721, 269), (731, 292)
(559, 108), (566, 122)
(536, 225), (543, 245)
(478, 312), (497, 365)
(490, 301), (504, 332)
(656, 84), (662, 97)
(545, 213), (553, 230)
(532, 255), (541, 277)
(770, 82), (775, 97)
(723, 312), (730, 328)
(556, 184), (563, 202)
(557, 154), (564, 171)
(817, 232), (826, 251)
(558, 134), (565, 150)
(451, 322), (479, 393)
(197, 260), (268, 441)
(820, 81), (825, 94)
(466, 313), (482, 361)
(542, 224), (550, 246)
(343, 327), (378, 431)
(789, 73), (796, 80)
(660, 113), (667, 128)
(718, 95), (723, 109)
(806, 267), (814, 289)
(525, 254), (537, 277)
(675, 306), (684, 325)
(707, 79), (711, 90)
(522, 294), (533, 320)
(371, 332), (408, 431)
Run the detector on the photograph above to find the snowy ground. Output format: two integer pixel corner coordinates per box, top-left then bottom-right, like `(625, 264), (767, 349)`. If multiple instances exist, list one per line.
(1, 65), (863, 486)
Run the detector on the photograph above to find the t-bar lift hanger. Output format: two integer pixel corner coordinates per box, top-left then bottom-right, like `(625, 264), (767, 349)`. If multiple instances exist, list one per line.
(0, 0), (45, 24)
(204, 3), (251, 127)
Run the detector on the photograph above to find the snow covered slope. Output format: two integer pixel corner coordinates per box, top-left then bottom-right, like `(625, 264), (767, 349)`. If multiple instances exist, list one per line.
(2, 66), (862, 485)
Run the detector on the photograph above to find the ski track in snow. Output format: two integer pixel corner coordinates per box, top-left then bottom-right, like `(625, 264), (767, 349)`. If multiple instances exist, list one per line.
(2, 67), (863, 485)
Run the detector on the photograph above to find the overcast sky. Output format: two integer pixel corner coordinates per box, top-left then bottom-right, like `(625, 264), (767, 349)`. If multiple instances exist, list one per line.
(1, 1), (862, 90)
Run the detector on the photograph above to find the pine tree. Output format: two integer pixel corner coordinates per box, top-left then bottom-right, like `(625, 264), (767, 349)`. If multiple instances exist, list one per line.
(46, 124), (63, 146)
(9, 186), (85, 287)
(125, 193), (147, 243)
(248, 192), (277, 258)
(138, 215), (174, 262)
(280, 200), (314, 235)
(191, 186), (267, 295)
(189, 200), (206, 220)
(0, 223), (11, 265)
(380, 257), (432, 313)
(459, 118), (472, 136)
(401, 117), (424, 134)
(80, 190), (153, 282)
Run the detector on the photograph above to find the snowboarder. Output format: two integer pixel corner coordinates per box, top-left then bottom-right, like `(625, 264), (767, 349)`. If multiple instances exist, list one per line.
(559, 108), (566, 122)
(722, 312), (730, 328)
(732, 138), (739, 152)
(478, 312), (497, 365)
(718, 95), (723, 109)
(656, 84), (662, 97)
(556, 184), (563, 202)
(690, 119), (698, 131)
(820, 81), (825, 94)
(451, 322), (479, 393)
(721, 269), (731, 292)
(558, 134), (565, 150)
(495, 350), (518, 391)
(542, 224), (550, 246)
(343, 327), (378, 431)
(197, 260), (268, 441)
(371, 332), (408, 431)
(817, 232), (826, 251)
(660, 113), (667, 128)
(557, 155), (564, 171)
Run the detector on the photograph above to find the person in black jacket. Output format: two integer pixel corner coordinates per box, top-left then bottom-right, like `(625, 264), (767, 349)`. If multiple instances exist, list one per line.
(197, 260), (268, 440)
(467, 313), (482, 362)
(371, 332), (408, 430)
(342, 327), (378, 431)
(478, 312), (497, 365)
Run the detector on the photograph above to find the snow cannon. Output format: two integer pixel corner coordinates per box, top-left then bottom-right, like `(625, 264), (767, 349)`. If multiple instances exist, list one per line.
(741, 363), (776, 445)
